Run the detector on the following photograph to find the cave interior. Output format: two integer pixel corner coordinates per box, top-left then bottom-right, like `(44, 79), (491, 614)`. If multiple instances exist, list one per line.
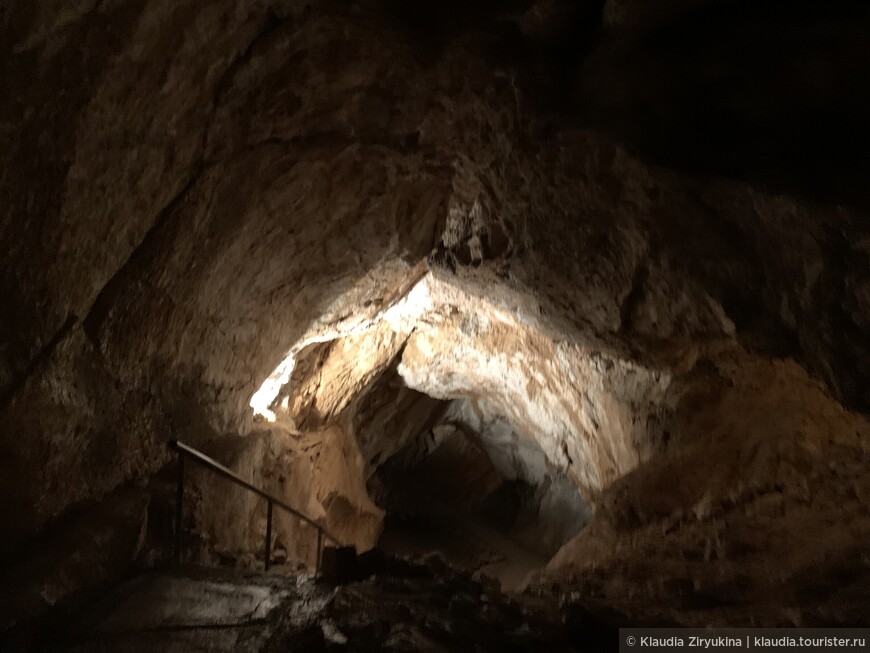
(1, 0), (870, 650)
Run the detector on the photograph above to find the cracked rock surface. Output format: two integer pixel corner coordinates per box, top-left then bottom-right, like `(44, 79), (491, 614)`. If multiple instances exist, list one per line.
(2, 0), (870, 636)
(53, 559), (588, 653)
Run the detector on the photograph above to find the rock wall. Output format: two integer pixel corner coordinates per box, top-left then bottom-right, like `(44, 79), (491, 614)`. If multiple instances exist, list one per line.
(2, 0), (869, 629)
(192, 427), (384, 569)
(1, 0), (518, 548)
(547, 346), (870, 626)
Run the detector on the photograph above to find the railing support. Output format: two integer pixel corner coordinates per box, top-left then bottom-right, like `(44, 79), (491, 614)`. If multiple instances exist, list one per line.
(175, 451), (185, 564)
(167, 440), (337, 576)
(264, 500), (273, 571)
(316, 529), (323, 574)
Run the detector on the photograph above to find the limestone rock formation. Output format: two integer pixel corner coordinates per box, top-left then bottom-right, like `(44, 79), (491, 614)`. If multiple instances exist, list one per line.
(2, 0), (869, 639)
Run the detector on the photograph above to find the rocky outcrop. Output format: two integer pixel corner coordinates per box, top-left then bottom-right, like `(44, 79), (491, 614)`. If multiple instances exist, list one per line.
(547, 347), (870, 626)
(241, 267), (870, 622)
(0, 486), (149, 640)
(190, 428), (384, 570)
(2, 0), (869, 632)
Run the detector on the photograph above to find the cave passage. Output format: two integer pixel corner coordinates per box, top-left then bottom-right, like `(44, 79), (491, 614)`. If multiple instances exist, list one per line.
(244, 272), (594, 590)
(3, 0), (870, 648)
(372, 399), (591, 591)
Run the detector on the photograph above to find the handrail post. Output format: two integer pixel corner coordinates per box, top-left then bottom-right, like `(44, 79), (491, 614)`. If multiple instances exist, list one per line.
(167, 440), (340, 573)
(264, 500), (273, 571)
(316, 529), (323, 575)
(175, 450), (185, 564)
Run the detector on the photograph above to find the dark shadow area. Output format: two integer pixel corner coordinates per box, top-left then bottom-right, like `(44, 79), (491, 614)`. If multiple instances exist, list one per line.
(369, 414), (589, 592)
(574, 0), (870, 207)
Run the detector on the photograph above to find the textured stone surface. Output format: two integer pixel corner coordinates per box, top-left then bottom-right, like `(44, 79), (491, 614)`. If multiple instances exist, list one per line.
(546, 347), (870, 626)
(444, 400), (592, 556)
(2, 0), (870, 633)
(188, 428), (384, 570)
(51, 559), (588, 653)
(0, 487), (149, 637)
(62, 568), (312, 653)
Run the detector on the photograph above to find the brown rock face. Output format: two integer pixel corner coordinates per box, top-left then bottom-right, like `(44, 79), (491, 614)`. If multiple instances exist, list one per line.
(1, 0), (869, 632)
(548, 348), (870, 626)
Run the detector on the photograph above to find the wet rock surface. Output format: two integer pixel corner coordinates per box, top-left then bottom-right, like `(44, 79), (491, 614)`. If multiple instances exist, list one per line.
(43, 556), (595, 653)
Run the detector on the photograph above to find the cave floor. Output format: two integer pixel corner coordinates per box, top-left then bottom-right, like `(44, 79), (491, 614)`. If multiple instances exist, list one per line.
(378, 499), (548, 593)
(48, 557), (587, 652)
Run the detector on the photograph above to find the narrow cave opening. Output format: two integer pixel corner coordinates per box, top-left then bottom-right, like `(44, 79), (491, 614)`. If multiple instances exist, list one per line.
(370, 398), (591, 591)
(246, 272), (593, 590)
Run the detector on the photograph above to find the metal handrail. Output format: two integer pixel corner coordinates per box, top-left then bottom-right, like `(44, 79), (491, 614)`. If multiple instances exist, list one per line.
(169, 439), (337, 573)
